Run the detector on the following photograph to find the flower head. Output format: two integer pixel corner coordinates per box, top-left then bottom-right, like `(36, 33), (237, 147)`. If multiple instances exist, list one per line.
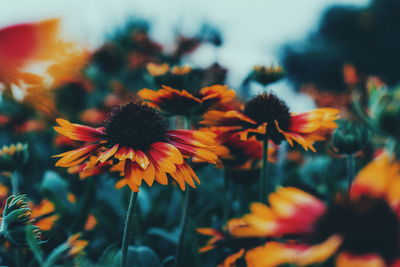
(0, 195), (41, 247)
(251, 65), (285, 86)
(201, 93), (340, 151)
(332, 120), (369, 155)
(0, 143), (29, 171)
(138, 84), (236, 116)
(53, 101), (217, 191)
(230, 153), (400, 266)
(67, 233), (88, 256)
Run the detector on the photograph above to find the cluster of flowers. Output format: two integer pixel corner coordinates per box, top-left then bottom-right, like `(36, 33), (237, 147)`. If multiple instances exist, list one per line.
(1, 16), (399, 267)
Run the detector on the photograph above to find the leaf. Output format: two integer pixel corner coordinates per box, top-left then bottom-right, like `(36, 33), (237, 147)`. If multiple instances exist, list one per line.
(43, 243), (69, 267)
(126, 246), (162, 267)
(41, 171), (70, 214)
(148, 228), (178, 244)
(97, 244), (120, 267)
(26, 226), (44, 265)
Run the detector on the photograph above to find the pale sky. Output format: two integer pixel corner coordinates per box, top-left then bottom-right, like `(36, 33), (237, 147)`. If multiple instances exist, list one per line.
(1, 0), (369, 111)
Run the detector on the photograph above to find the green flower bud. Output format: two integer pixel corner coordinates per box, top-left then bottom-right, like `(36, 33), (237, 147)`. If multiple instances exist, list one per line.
(373, 87), (400, 139)
(332, 120), (369, 154)
(0, 143), (29, 172)
(250, 65), (285, 86)
(0, 195), (41, 247)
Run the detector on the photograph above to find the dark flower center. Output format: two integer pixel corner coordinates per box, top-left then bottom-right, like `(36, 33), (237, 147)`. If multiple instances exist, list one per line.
(243, 93), (291, 143)
(104, 102), (167, 150)
(311, 196), (400, 261)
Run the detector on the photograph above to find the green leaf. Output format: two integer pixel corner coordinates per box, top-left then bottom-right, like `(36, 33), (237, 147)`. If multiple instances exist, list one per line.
(126, 246), (162, 267)
(43, 243), (69, 267)
(97, 244), (120, 267)
(26, 226), (43, 265)
(41, 171), (70, 214)
(148, 228), (178, 244)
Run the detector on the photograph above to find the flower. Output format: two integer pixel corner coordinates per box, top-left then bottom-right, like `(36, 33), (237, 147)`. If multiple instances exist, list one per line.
(370, 84), (400, 139)
(53, 101), (217, 192)
(67, 233), (88, 256)
(138, 84), (236, 116)
(210, 127), (276, 169)
(0, 19), (89, 117)
(30, 199), (58, 231)
(0, 19), (60, 86)
(146, 63), (170, 76)
(231, 153), (400, 266)
(0, 195), (41, 247)
(201, 93), (340, 151)
(250, 65), (285, 86)
(197, 223), (260, 266)
(0, 143), (29, 172)
(332, 120), (369, 155)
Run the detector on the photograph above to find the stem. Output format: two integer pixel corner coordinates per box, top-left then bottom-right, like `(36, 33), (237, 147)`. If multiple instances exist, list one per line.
(259, 138), (269, 203)
(121, 191), (139, 267)
(223, 169), (230, 222)
(174, 189), (191, 267)
(346, 154), (355, 196)
(11, 171), (20, 195)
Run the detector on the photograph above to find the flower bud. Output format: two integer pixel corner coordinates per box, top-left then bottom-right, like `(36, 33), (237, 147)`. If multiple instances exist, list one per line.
(0, 195), (41, 247)
(0, 143), (29, 172)
(332, 120), (369, 154)
(250, 65), (284, 86)
(373, 87), (400, 138)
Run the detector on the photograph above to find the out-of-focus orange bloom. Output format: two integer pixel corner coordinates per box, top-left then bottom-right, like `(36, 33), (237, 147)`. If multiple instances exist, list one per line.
(139, 85), (236, 116)
(84, 214), (97, 231)
(67, 233), (88, 256)
(30, 199), (58, 231)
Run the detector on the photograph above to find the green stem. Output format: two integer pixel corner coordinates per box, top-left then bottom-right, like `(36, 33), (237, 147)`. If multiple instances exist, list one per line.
(259, 138), (269, 203)
(121, 191), (139, 267)
(11, 171), (20, 196)
(174, 189), (191, 267)
(223, 169), (230, 222)
(346, 154), (355, 196)
(15, 248), (23, 267)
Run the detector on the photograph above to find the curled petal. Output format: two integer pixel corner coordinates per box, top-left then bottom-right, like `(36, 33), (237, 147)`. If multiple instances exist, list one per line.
(54, 118), (105, 142)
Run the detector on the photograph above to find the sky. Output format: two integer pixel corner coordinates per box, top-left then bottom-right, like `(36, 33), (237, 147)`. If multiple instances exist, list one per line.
(1, 0), (369, 110)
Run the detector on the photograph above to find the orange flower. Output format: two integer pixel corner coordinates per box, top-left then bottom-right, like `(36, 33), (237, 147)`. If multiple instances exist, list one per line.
(67, 233), (88, 256)
(201, 93), (339, 151)
(138, 84), (236, 116)
(0, 19), (89, 116)
(53, 101), (217, 192)
(30, 199), (58, 231)
(231, 155), (400, 266)
(210, 127), (277, 169)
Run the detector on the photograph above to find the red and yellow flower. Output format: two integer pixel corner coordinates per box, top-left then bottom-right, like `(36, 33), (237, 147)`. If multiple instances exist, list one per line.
(0, 19), (89, 117)
(53, 101), (217, 192)
(229, 152), (400, 266)
(138, 84), (237, 116)
(201, 93), (340, 151)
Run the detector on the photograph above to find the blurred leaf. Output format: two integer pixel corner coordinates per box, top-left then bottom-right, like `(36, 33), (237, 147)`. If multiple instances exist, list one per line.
(127, 246), (162, 267)
(162, 256), (175, 267)
(137, 189), (151, 217)
(96, 244), (119, 267)
(26, 226), (43, 265)
(43, 243), (69, 267)
(148, 228), (178, 244)
(41, 171), (70, 214)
